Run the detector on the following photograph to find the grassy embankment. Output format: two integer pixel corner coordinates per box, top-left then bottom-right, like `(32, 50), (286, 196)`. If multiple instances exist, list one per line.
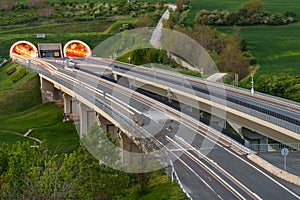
(0, 61), (79, 152)
(185, 0), (300, 77)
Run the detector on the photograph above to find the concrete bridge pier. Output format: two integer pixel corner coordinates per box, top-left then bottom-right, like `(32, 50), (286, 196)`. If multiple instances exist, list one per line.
(40, 77), (61, 102)
(78, 102), (96, 136)
(62, 93), (74, 121)
(242, 128), (269, 151)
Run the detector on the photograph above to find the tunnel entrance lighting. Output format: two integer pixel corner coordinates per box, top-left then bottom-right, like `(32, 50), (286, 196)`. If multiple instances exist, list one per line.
(63, 40), (91, 58)
(10, 41), (38, 58)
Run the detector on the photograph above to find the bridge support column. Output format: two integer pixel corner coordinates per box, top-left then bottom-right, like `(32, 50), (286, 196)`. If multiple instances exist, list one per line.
(203, 112), (226, 130)
(113, 73), (118, 82)
(63, 93), (73, 113)
(79, 103), (96, 135)
(242, 128), (269, 151)
(62, 93), (73, 121)
(40, 76), (61, 102)
(260, 137), (269, 151)
(40, 76), (54, 102)
(96, 114), (124, 161)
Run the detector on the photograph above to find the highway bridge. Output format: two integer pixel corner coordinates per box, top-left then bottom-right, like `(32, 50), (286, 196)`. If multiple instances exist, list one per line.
(11, 53), (300, 200)
(77, 57), (300, 146)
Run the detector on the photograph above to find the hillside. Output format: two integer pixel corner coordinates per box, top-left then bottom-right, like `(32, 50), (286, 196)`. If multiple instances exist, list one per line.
(185, 0), (300, 76)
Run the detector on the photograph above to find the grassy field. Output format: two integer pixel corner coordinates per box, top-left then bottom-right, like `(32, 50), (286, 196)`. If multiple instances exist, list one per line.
(0, 102), (80, 152)
(123, 171), (187, 200)
(219, 23), (300, 77)
(186, 0), (300, 25)
(0, 62), (79, 152)
(0, 63), (42, 115)
(0, 131), (33, 146)
(184, 0), (300, 77)
(0, 20), (115, 35)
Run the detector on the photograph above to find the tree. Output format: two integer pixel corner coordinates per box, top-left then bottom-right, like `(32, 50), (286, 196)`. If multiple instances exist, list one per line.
(239, 0), (265, 17)
(0, 142), (130, 199)
(176, 0), (185, 12)
(218, 35), (249, 78)
(255, 74), (300, 102)
(26, 0), (49, 8)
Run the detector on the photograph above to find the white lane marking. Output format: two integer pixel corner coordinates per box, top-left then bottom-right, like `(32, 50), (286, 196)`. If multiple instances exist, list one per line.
(222, 147), (300, 199)
(174, 117), (300, 199)
(167, 136), (241, 200)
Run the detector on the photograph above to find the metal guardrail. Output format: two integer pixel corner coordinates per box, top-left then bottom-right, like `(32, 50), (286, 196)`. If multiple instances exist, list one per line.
(209, 79), (300, 108)
(170, 161), (192, 200)
(249, 143), (300, 152)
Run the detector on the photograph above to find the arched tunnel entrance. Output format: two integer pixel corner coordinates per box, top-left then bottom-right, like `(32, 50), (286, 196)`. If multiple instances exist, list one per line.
(10, 41), (38, 58)
(63, 40), (91, 58)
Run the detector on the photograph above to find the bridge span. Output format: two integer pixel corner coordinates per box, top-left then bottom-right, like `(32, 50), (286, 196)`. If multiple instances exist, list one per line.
(73, 57), (300, 147)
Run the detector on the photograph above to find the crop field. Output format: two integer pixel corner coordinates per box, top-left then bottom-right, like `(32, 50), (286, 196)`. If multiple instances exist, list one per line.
(186, 0), (300, 24)
(0, 20), (114, 35)
(185, 0), (300, 76)
(219, 23), (300, 76)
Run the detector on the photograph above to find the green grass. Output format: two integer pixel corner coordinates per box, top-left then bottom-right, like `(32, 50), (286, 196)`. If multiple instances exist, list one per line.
(0, 103), (63, 133)
(122, 171), (187, 200)
(30, 121), (79, 153)
(0, 102), (79, 152)
(0, 131), (33, 146)
(0, 20), (115, 35)
(0, 62), (79, 152)
(0, 63), (42, 115)
(103, 18), (138, 34)
(186, 0), (300, 25)
(182, 0), (300, 77)
(218, 23), (300, 76)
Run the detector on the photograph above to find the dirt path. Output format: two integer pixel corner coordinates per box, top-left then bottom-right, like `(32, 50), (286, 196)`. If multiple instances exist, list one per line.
(1, 129), (41, 144)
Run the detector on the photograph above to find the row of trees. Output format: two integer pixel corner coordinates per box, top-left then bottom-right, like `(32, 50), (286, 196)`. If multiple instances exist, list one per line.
(255, 74), (300, 102)
(164, 12), (252, 79)
(195, 0), (296, 26)
(0, 142), (130, 199)
(0, 121), (183, 199)
(0, 0), (166, 27)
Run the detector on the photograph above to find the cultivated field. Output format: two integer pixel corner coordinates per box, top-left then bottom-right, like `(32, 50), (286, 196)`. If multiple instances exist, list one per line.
(186, 0), (300, 76)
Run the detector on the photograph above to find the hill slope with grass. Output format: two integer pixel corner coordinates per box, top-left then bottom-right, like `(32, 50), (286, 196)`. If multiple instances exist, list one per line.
(0, 62), (80, 152)
(184, 0), (300, 76)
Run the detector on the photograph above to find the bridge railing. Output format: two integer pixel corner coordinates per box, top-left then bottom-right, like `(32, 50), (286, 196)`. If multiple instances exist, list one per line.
(249, 143), (300, 152)
(124, 70), (300, 134)
(205, 79), (300, 108)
